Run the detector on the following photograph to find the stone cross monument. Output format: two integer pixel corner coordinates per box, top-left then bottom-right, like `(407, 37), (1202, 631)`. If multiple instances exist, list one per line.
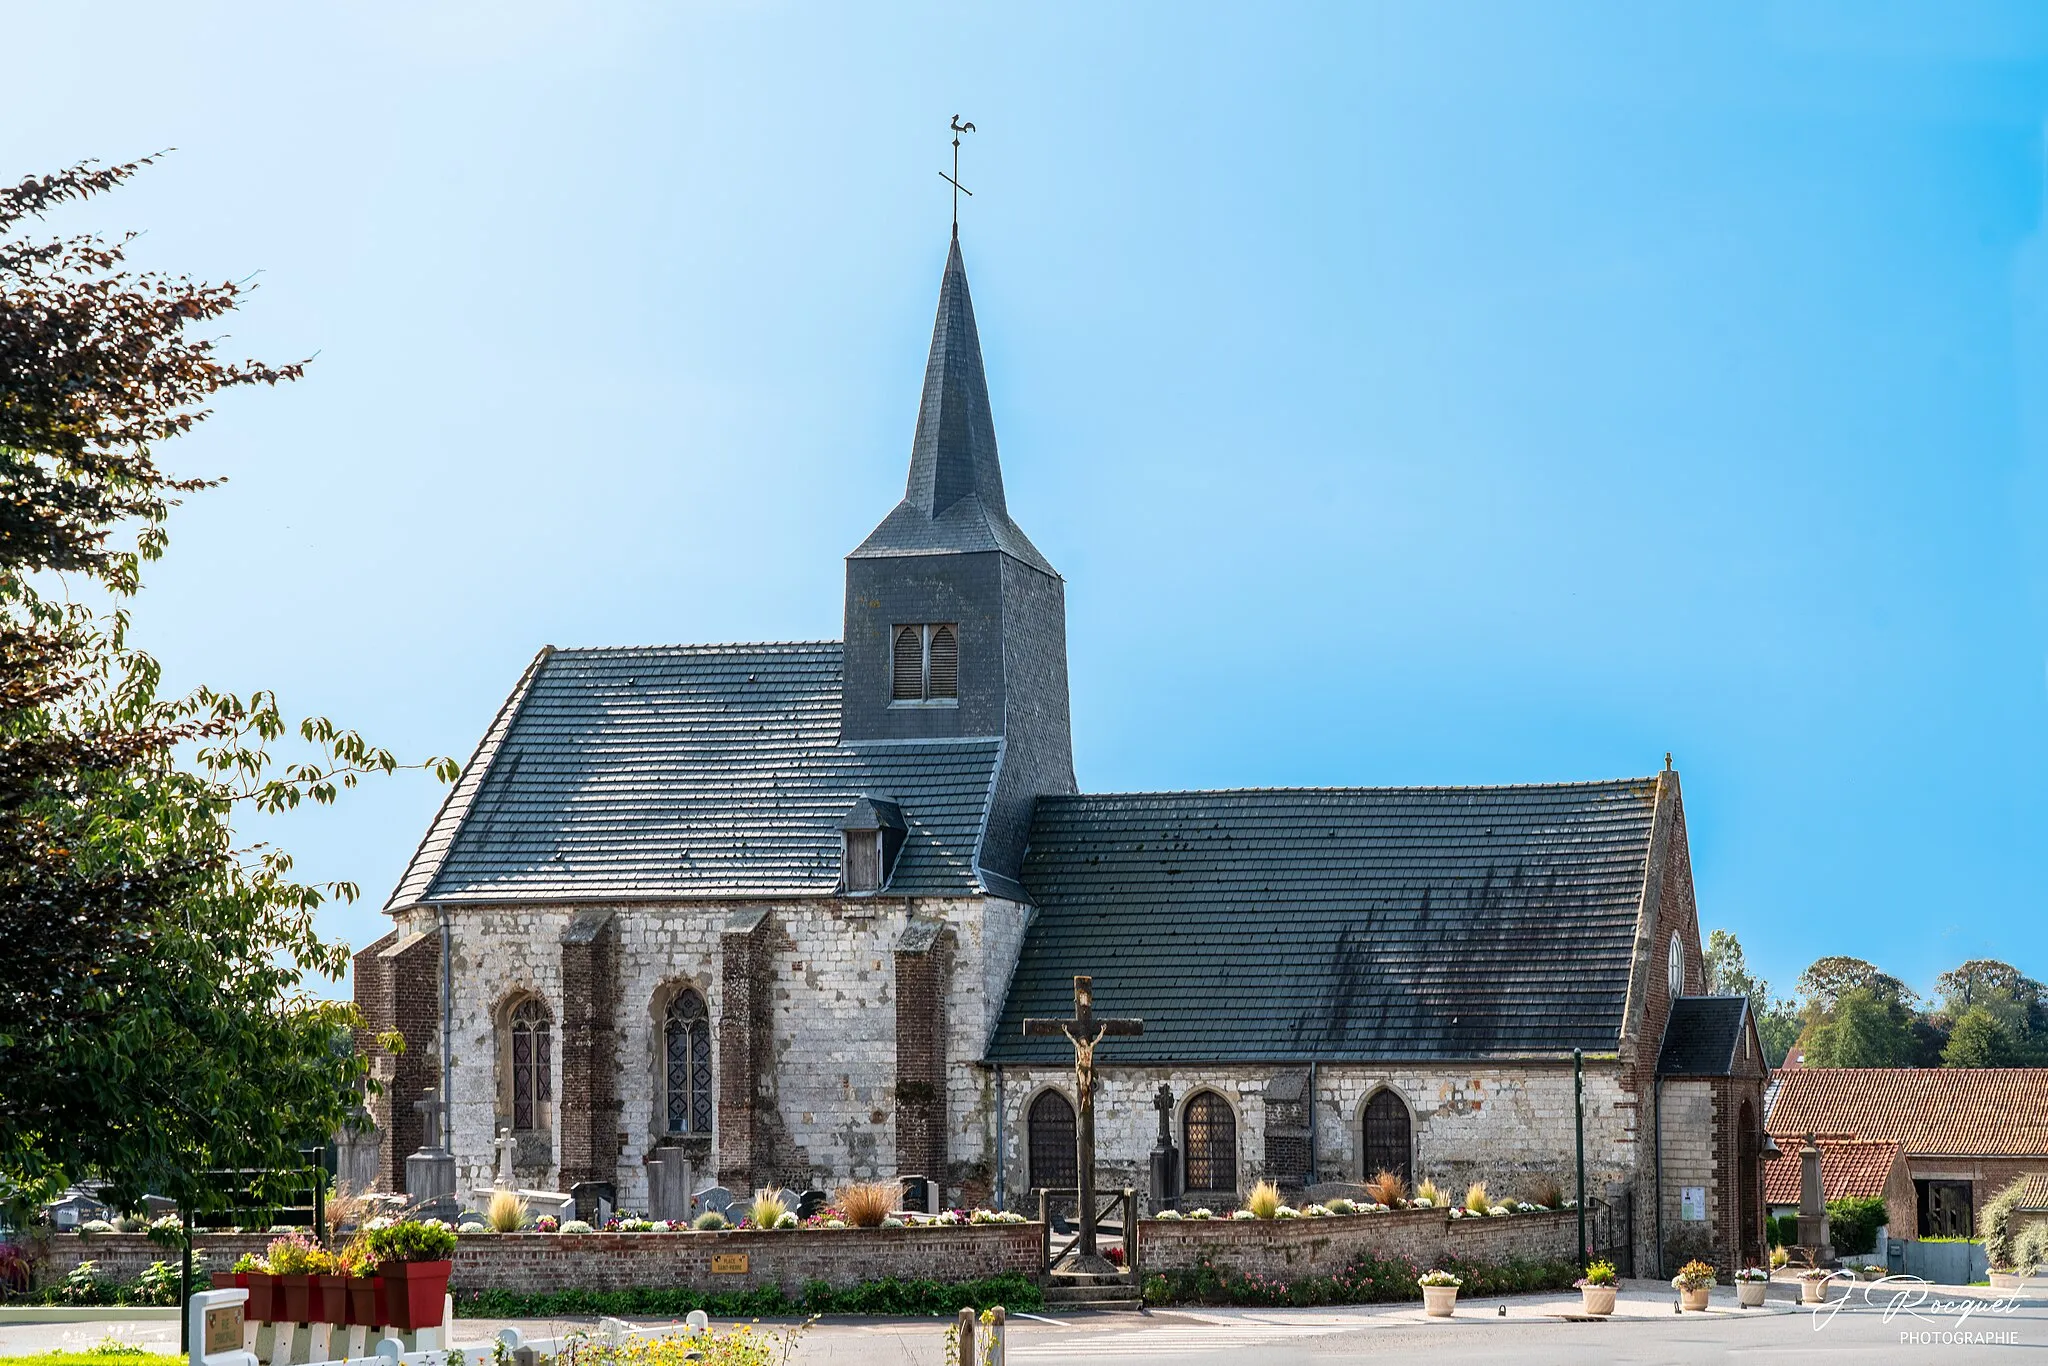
(1148, 1083), (1180, 1211)
(404, 1088), (459, 1223)
(493, 1129), (518, 1189)
(1024, 975), (1142, 1270)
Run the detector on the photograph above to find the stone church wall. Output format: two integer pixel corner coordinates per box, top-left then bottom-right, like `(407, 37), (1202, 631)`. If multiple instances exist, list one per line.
(424, 892), (1029, 1212)
(995, 1063), (1639, 1208)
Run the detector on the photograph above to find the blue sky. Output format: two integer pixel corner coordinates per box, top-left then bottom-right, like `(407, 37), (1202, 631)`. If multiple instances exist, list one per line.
(11, 3), (2048, 1004)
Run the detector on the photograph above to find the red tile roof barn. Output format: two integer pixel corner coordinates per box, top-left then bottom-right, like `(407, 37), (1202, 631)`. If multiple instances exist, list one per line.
(1762, 1137), (1902, 1205)
(2001, 1173), (2048, 1211)
(1767, 1068), (2048, 1157)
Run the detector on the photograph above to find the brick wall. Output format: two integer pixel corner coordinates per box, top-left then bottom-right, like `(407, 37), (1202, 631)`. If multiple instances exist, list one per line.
(716, 910), (775, 1189)
(1136, 1209), (1579, 1280)
(894, 924), (954, 1186)
(352, 929), (442, 1193)
(558, 911), (621, 1193)
(37, 1228), (1042, 1298)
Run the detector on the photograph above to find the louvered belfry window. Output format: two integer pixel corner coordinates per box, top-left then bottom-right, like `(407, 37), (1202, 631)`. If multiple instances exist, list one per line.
(844, 829), (884, 892)
(890, 625), (959, 703)
(507, 997), (553, 1133)
(1027, 1090), (1077, 1190)
(663, 990), (713, 1134)
(1183, 1091), (1238, 1192)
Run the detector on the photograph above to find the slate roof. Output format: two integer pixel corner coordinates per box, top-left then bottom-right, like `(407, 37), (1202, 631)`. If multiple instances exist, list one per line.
(386, 642), (1025, 907)
(1766, 1069), (2048, 1158)
(1762, 1138), (1902, 1206)
(986, 778), (1663, 1064)
(850, 235), (1054, 575)
(1657, 996), (1753, 1076)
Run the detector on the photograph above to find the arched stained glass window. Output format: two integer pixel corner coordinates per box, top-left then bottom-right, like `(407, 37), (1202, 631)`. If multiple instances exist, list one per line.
(1027, 1090), (1076, 1190)
(1362, 1089), (1412, 1183)
(664, 990), (714, 1134)
(1183, 1091), (1237, 1192)
(507, 997), (552, 1133)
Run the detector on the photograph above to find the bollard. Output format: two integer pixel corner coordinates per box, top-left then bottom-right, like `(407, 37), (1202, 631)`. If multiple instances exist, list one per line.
(955, 1307), (976, 1364)
(986, 1307), (1006, 1366)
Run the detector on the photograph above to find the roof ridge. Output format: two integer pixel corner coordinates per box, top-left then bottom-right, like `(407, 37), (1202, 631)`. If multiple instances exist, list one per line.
(1042, 776), (1662, 799)
(547, 640), (844, 656)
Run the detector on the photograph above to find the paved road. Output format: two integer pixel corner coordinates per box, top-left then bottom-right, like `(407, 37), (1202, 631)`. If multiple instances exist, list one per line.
(7, 1282), (2042, 1365)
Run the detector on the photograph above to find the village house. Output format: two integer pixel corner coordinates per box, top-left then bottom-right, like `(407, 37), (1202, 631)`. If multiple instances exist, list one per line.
(353, 228), (1769, 1278)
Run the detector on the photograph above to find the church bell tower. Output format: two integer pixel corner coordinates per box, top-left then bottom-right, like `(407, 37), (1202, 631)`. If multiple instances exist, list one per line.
(842, 233), (1076, 887)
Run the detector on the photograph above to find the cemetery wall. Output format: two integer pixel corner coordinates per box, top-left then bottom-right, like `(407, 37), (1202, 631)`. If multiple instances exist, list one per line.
(996, 1062), (1638, 1204)
(32, 1227), (1042, 1297)
(1136, 1208), (1579, 1279)
(430, 893), (1019, 1212)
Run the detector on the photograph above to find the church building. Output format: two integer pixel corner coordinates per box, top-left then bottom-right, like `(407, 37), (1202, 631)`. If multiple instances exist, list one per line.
(354, 229), (1769, 1278)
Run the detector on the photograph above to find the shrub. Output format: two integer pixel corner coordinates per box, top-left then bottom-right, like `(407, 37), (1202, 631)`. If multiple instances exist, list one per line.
(486, 1190), (529, 1233)
(1414, 1179), (1445, 1209)
(2014, 1222), (2048, 1275)
(1364, 1170), (1408, 1208)
(835, 1181), (901, 1229)
(1527, 1175), (1565, 1209)
(132, 1261), (180, 1307)
(452, 1272), (1041, 1320)
(748, 1189), (789, 1230)
(0, 1241), (32, 1298)
(1244, 1181), (1283, 1220)
(61, 1262), (108, 1306)
(1577, 1260), (1616, 1287)
(1463, 1183), (1490, 1215)
(692, 1211), (729, 1231)
(76, 1221), (115, 1237)
(1767, 1213), (1800, 1249)
(1324, 1198), (1357, 1216)
(1984, 1180), (2025, 1271)
(1825, 1196), (1888, 1257)
(364, 1219), (457, 1264)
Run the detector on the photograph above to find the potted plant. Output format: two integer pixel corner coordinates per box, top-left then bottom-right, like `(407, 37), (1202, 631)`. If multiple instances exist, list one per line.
(1671, 1259), (1716, 1311)
(1575, 1259), (1618, 1316)
(263, 1236), (329, 1323)
(364, 1218), (457, 1330)
(1417, 1268), (1462, 1317)
(217, 1252), (275, 1323)
(1798, 1268), (1831, 1305)
(337, 1236), (383, 1327)
(1735, 1266), (1769, 1308)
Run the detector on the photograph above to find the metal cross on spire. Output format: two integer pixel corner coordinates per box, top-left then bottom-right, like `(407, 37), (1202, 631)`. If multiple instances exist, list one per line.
(941, 115), (976, 236)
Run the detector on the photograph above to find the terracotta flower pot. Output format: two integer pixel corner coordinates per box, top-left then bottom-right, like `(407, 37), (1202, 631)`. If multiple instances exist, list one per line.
(236, 1271), (277, 1323)
(1737, 1280), (1767, 1308)
(377, 1261), (453, 1330)
(1422, 1285), (1459, 1317)
(1801, 1278), (1828, 1305)
(1580, 1284), (1616, 1315)
(311, 1274), (348, 1324)
(1679, 1285), (1711, 1312)
(276, 1274), (314, 1324)
(343, 1277), (383, 1327)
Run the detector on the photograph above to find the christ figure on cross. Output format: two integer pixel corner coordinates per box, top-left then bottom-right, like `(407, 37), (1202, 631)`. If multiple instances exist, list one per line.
(1023, 975), (1142, 1266)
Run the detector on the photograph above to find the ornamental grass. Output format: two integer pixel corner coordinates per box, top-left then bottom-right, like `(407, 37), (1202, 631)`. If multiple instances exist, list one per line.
(1364, 1170), (1409, 1208)
(1413, 1179), (1445, 1209)
(1527, 1175), (1565, 1209)
(747, 1189), (789, 1230)
(834, 1180), (902, 1229)
(486, 1190), (529, 1233)
(1462, 1182), (1490, 1215)
(1244, 1180), (1283, 1220)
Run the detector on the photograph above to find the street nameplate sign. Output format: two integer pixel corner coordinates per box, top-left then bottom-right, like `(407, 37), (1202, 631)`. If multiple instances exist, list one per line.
(711, 1253), (749, 1274)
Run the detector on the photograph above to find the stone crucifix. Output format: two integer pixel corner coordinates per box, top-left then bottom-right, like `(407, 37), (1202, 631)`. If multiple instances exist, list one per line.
(1023, 975), (1143, 1265)
(493, 1128), (519, 1189)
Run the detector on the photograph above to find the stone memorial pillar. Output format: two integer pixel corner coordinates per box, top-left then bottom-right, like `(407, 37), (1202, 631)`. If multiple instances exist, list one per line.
(1147, 1083), (1180, 1211)
(1795, 1133), (1833, 1267)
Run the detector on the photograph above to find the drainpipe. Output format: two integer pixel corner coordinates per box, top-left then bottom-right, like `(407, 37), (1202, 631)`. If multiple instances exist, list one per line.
(994, 1065), (1007, 1211)
(1306, 1060), (1319, 1188)
(440, 906), (454, 1161)
(1652, 1074), (1666, 1280)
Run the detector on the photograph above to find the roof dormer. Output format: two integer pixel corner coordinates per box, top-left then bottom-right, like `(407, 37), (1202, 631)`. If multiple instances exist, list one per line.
(839, 796), (907, 894)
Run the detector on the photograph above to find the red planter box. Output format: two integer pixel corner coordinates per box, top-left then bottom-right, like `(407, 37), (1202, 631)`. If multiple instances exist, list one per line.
(376, 1261), (451, 1331)
(343, 1276), (384, 1327)
(311, 1275), (347, 1325)
(276, 1274), (314, 1324)
(216, 1271), (277, 1323)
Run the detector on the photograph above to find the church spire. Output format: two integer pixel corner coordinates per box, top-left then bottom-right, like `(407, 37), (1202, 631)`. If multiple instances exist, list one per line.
(905, 235), (1007, 518)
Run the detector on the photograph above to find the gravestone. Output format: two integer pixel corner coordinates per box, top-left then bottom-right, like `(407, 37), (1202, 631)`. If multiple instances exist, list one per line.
(1148, 1084), (1181, 1210)
(692, 1185), (735, 1218)
(570, 1181), (616, 1224)
(404, 1089), (459, 1224)
(796, 1189), (829, 1220)
(645, 1147), (694, 1223)
(493, 1130), (518, 1189)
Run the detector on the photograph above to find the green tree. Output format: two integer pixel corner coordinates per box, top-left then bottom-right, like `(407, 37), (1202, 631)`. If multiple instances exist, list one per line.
(1796, 956), (1915, 1013)
(1942, 1006), (2019, 1068)
(1804, 987), (1918, 1067)
(1702, 929), (1800, 1065)
(0, 157), (450, 1217)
